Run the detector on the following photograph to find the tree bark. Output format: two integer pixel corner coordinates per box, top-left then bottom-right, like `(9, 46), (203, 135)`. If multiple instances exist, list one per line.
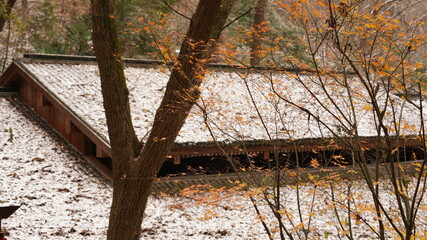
(91, 0), (235, 239)
(91, 0), (141, 173)
(20, 0), (29, 22)
(250, 0), (268, 66)
(208, 0), (238, 62)
(0, 0), (17, 32)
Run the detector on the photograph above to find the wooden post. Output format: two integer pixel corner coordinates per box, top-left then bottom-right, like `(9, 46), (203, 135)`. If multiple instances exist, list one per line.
(263, 151), (270, 160)
(96, 146), (110, 158)
(173, 155), (181, 165)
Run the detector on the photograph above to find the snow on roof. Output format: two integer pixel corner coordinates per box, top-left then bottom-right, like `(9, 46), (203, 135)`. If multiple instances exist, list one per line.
(0, 97), (266, 239)
(2, 96), (426, 239)
(0, 97), (274, 239)
(0, 98), (111, 238)
(18, 60), (423, 146)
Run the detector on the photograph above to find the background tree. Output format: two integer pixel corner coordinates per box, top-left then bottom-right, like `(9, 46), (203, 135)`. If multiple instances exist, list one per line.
(28, 0), (92, 54)
(0, 0), (16, 32)
(25, 0), (178, 56)
(250, 0), (268, 66)
(0, 0), (26, 72)
(91, 0), (236, 239)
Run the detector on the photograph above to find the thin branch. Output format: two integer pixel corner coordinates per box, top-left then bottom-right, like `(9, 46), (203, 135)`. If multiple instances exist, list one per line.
(161, 0), (191, 20)
(221, 7), (254, 32)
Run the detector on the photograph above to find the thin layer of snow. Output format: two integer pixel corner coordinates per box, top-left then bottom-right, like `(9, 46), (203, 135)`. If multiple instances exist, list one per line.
(0, 97), (277, 239)
(0, 98), (290, 239)
(0, 98), (111, 239)
(1, 98), (427, 239)
(21, 61), (424, 146)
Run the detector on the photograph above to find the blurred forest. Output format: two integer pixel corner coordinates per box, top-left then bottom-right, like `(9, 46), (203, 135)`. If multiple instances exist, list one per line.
(1, 0), (426, 71)
(0, 0), (319, 72)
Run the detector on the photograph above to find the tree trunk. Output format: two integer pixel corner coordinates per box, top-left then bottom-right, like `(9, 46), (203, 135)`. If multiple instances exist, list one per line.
(250, 0), (268, 66)
(208, 0), (237, 62)
(20, 0), (29, 22)
(91, 0), (235, 239)
(0, 0), (17, 32)
(109, 0), (226, 237)
(91, 0), (142, 174)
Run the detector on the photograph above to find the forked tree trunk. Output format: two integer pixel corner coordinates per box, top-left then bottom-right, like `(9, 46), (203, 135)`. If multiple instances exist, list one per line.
(0, 0), (17, 32)
(91, 0), (141, 177)
(250, 0), (268, 66)
(91, 0), (235, 239)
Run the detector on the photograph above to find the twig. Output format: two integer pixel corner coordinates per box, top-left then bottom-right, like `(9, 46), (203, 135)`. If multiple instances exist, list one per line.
(221, 7), (254, 32)
(161, 0), (191, 20)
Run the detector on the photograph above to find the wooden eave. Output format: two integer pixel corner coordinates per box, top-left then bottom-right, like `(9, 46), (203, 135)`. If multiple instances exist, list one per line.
(0, 61), (112, 157)
(169, 135), (423, 158)
(5, 60), (111, 156)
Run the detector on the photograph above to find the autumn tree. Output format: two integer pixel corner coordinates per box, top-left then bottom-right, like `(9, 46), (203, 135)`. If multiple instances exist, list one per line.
(90, 0), (236, 239)
(197, 0), (427, 238)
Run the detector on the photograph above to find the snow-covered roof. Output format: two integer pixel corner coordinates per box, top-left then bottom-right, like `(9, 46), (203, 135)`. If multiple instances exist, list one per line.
(5, 56), (424, 147)
(0, 97), (111, 238)
(0, 97), (270, 239)
(3, 96), (427, 239)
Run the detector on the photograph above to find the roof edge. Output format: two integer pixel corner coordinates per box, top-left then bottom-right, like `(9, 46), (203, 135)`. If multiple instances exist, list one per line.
(21, 53), (314, 73)
(0, 61), (20, 86)
(9, 60), (112, 152)
(22, 53), (166, 66)
(172, 134), (422, 149)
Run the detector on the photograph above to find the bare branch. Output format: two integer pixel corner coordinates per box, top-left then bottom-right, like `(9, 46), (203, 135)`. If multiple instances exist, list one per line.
(221, 7), (254, 32)
(161, 0), (191, 21)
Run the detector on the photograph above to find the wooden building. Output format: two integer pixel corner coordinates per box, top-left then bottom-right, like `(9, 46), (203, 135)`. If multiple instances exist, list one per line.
(0, 54), (422, 179)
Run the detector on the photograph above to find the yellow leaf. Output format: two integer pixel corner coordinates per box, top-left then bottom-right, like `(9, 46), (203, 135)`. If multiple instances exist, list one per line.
(363, 105), (373, 111)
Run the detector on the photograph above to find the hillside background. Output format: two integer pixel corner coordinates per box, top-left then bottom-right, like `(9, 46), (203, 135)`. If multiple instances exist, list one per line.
(1, 0), (426, 72)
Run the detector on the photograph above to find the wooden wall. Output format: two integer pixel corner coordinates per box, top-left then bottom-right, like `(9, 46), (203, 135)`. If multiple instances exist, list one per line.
(19, 80), (109, 160)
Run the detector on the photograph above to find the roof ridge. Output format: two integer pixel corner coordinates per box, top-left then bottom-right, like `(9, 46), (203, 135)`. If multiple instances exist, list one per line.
(23, 53), (98, 62)
(20, 53), (307, 72)
(22, 53), (166, 66)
